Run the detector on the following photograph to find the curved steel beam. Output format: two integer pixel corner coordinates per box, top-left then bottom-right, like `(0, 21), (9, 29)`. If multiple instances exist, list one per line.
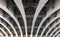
(36, 7), (60, 37)
(45, 21), (60, 37)
(0, 10), (18, 37)
(0, 0), (23, 37)
(31, 0), (48, 37)
(53, 30), (60, 37)
(13, 0), (27, 37)
(0, 22), (13, 37)
(35, 1), (60, 37)
(49, 26), (60, 37)
(0, 14), (18, 37)
(40, 15), (60, 37)
(0, 28), (8, 37)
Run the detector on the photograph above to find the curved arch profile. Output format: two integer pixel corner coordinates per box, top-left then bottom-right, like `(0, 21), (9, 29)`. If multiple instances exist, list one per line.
(53, 30), (60, 37)
(0, 28), (8, 37)
(0, 15), (18, 37)
(36, 1), (60, 37)
(40, 15), (60, 37)
(36, 7), (60, 37)
(49, 26), (60, 37)
(45, 21), (60, 37)
(0, 0), (23, 37)
(13, 0), (27, 37)
(0, 22), (13, 37)
(31, 0), (48, 37)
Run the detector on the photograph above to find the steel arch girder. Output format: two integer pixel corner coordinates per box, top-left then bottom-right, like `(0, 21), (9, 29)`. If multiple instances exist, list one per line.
(40, 16), (60, 37)
(53, 30), (60, 37)
(0, 22), (13, 37)
(31, 0), (48, 37)
(0, 1), (23, 37)
(49, 26), (60, 37)
(36, 0), (60, 37)
(36, 7), (60, 37)
(40, 0), (60, 37)
(0, 15), (18, 37)
(35, 2), (60, 37)
(45, 21), (60, 37)
(0, 28), (8, 37)
(13, 0), (27, 37)
(0, 10), (18, 37)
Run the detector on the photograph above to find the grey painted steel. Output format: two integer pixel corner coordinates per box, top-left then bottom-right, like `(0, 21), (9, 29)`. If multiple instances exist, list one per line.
(36, 1), (60, 37)
(0, 22), (13, 37)
(40, 15), (60, 37)
(53, 30), (60, 37)
(36, 7), (59, 37)
(0, 1), (23, 37)
(31, 0), (48, 37)
(40, 0), (60, 37)
(0, 28), (8, 37)
(45, 21), (60, 37)
(1, 0), (60, 37)
(0, 15), (18, 37)
(49, 26), (60, 37)
(0, 10), (18, 37)
(14, 0), (27, 37)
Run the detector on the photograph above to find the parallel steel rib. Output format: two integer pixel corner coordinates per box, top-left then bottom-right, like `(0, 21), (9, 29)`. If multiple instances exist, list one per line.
(31, 0), (48, 37)
(45, 21), (60, 37)
(53, 30), (60, 37)
(0, 15), (18, 37)
(14, 0), (27, 37)
(49, 26), (60, 37)
(36, 2), (60, 37)
(0, 1), (23, 37)
(40, 15), (60, 37)
(40, 0), (60, 37)
(0, 10), (18, 37)
(0, 22), (13, 37)
(0, 28), (8, 37)
(35, 7), (59, 37)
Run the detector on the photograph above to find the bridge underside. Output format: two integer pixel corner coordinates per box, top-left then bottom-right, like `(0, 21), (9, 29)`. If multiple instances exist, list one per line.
(0, 0), (60, 37)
